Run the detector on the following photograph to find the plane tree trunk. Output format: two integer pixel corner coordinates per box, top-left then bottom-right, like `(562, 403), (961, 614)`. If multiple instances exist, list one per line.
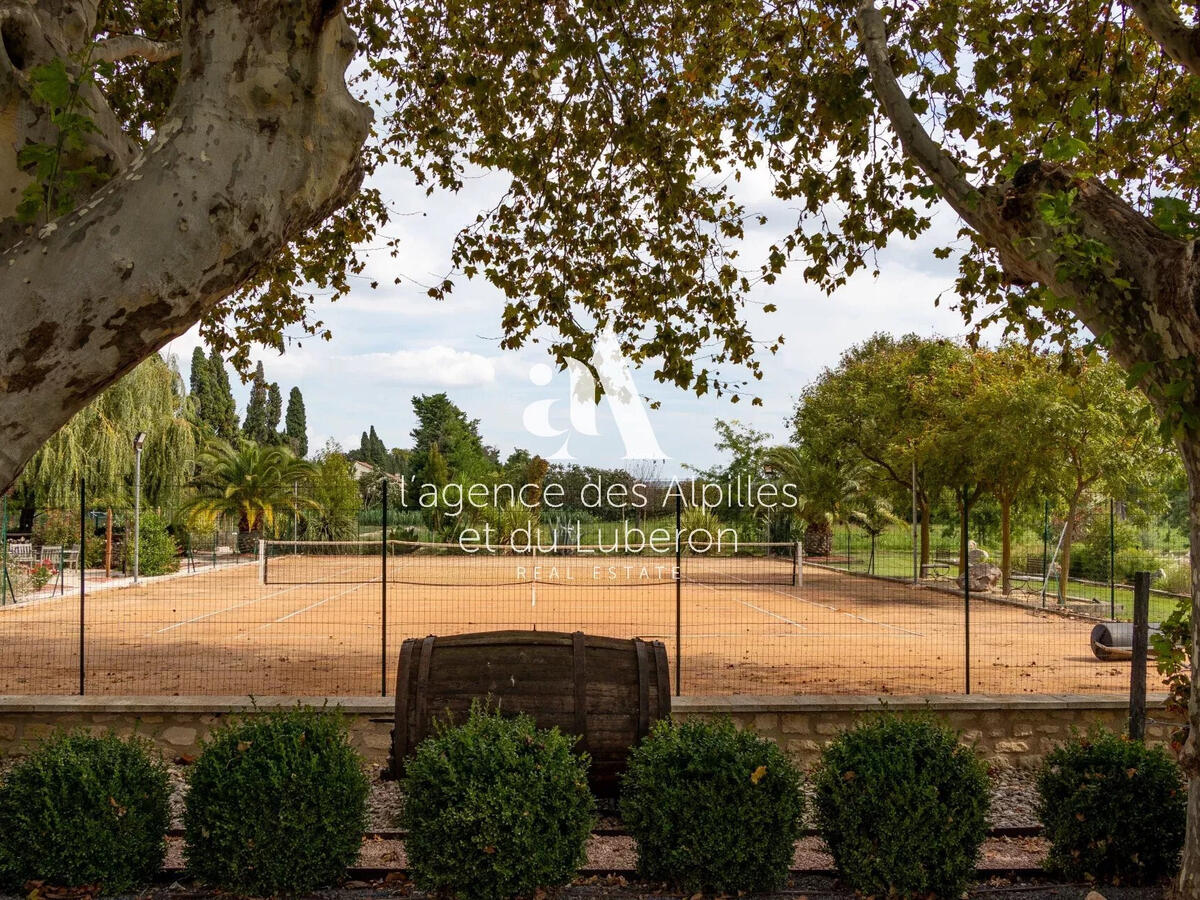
(0, 0), (371, 492)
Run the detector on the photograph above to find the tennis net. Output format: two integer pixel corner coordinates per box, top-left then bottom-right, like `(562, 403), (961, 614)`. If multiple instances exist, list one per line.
(259, 539), (800, 588)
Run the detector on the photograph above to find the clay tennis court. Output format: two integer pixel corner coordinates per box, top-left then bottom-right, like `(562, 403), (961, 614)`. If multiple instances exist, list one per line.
(0, 549), (1142, 696)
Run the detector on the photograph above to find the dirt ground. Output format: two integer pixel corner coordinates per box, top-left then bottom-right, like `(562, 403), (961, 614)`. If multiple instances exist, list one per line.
(0, 557), (1145, 696)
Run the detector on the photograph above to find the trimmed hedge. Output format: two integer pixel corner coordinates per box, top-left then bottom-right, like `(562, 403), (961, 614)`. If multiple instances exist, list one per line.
(814, 713), (990, 898)
(0, 732), (170, 894)
(620, 718), (805, 894)
(1037, 729), (1185, 883)
(183, 706), (369, 895)
(401, 706), (595, 900)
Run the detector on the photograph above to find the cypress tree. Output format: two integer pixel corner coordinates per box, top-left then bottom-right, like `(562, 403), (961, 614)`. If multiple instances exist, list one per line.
(242, 361), (269, 443)
(285, 387), (308, 457)
(207, 348), (239, 442)
(189, 346), (213, 431)
(266, 382), (283, 441)
(368, 425), (387, 467)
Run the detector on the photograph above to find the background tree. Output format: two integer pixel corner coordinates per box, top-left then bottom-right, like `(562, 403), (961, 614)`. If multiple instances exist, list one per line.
(285, 388), (309, 458)
(351, 427), (390, 470)
(188, 347), (214, 435)
(184, 441), (313, 551)
(241, 363), (269, 445)
(848, 496), (898, 576)
(951, 348), (1060, 594)
(205, 349), (240, 443)
(305, 444), (363, 540)
(766, 444), (862, 557)
(420, 443), (451, 537)
(791, 335), (966, 564)
(15, 354), (195, 508)
(266, 383), (283, 443)
(1042, 358), (1168, 606)
(408, 394), (497, 486)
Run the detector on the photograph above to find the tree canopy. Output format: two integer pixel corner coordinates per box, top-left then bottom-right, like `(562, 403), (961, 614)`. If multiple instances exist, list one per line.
(789, 334), (1172, 593)
(15, 353), (194, 507)
(407, 393), (498, 485)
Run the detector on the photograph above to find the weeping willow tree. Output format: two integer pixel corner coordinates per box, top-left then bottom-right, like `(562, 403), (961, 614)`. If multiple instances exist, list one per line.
(14, 354), (197, 510)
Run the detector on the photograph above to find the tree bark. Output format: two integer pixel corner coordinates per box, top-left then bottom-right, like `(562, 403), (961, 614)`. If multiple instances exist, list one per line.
(0, 0), (371, 493)
(803, 519), (833, 557)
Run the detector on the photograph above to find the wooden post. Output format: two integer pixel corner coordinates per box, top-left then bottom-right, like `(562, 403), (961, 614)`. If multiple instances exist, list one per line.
(1129, 570), (1151, 741)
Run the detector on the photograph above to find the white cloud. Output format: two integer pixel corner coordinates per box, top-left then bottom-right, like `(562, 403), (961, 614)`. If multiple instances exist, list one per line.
(342, 345), (498, 387)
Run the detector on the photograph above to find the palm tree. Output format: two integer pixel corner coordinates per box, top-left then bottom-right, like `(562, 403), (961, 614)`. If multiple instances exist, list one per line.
(848, 496), (899, 575)
(765, 445), (862, 558)
(184, 441), (314, 551)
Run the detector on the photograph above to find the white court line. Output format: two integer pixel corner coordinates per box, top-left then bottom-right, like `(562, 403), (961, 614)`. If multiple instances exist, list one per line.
(690, 570), (925, 638)
(146, 559), (371, 636)
(256, 579), (376, 630)
(732, 599), (809, 631)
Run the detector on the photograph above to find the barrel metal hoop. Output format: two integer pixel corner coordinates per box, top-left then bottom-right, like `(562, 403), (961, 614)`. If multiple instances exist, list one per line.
(572, 631), (588, 753)
(634, 638), (650, 740)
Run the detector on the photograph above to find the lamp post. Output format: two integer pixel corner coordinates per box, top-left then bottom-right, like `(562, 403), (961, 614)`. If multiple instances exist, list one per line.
(133, 432), (146, 583)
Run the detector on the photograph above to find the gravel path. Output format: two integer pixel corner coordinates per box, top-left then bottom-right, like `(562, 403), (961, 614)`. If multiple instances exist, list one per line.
(163, 760), (1043, 833)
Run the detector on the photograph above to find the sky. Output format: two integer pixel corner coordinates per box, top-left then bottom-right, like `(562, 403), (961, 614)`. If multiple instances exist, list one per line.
(166, 163), (978, 475)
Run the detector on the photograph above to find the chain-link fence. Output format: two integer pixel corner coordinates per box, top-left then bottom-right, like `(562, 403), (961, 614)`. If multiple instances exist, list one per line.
(0, 482), (1177, 697)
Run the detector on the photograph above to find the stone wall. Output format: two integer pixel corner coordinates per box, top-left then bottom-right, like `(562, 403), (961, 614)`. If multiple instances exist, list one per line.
(0, 694), (1174, 770)
(673, 694), (1176, 768)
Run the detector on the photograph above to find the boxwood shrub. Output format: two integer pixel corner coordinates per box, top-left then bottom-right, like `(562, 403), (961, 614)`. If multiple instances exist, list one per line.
(401, 705), (595, 900)
(814, 713), (989, 898)
(620, 718), (805, 894)
(183, 706), (369, 895)
(1037, 729), (1185, 883)
(0, 732), (170, 894)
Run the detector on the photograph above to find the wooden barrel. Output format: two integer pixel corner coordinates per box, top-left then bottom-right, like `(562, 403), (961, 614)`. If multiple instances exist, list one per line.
(388, 630), (671, 796)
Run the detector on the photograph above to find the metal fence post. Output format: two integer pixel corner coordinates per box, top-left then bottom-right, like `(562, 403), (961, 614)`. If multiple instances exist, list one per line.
(1109, 498), (1116, 620)
(79, 477), (86, 696)
(674, 491), (682, 697)
(1, 495), (12, 605)
(962, 485), (971, 695)
(1041, 499), (1049, 609)
(1129, 571), (1150, 741)
(381, 478), (389, 698)
(911, 456), (918, 584)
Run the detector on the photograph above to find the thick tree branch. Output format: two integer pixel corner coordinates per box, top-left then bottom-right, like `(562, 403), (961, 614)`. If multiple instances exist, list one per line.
(92, 33), (180, 64)
(855, 0), (1200, 412)
(0, 0), (371, 491)
(1127, 0), (1200, 78)
(854, 1), (995, 236)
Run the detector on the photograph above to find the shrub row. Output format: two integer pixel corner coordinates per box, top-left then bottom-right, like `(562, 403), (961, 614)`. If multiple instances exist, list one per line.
(0, 709), (1186, 898)
(0, 708), (365, 897)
